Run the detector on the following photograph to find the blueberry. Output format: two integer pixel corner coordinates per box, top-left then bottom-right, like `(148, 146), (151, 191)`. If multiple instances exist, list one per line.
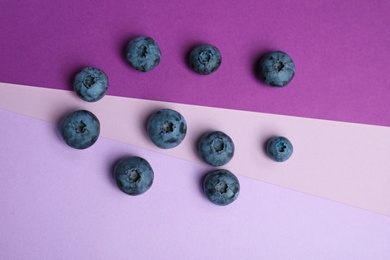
(198, 131), (234, 167)
(60, 110), (100, 149)
(258, 51), (295, 87)
(189, 44), (222, 75)
(114, 156), (154, 196)
(203, 169), (240, 206)
(126, 36), (161, 72)
(266, 136), (293, 162)
(73, 67), (108, 102)
(147, 109), (187, 149)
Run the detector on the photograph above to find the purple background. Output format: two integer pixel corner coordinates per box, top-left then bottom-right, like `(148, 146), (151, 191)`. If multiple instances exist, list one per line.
(1, 0), (390, 126)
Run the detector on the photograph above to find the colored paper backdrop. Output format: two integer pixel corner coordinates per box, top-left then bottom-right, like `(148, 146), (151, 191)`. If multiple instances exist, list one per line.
(1, 83), (390, 216)
(1, 109), (390, 259)
(1, 0), (390, 258)
(1, 0), (390, 126)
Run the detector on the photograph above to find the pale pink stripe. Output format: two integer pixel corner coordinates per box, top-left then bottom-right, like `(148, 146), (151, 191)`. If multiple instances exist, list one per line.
(1, 82), (390, 215)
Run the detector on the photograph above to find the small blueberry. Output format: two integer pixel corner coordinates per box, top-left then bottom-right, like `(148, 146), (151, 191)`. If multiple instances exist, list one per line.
(73, 67), (108, 102)
(198, 131), (234, 167)
(189, 44), (222, 75)
(126, 36), (161, 72)
(114, 156), (154, 196)
(203, 169), (240, 206)
(147, 109), (187, 149)
(266, 136), (293, 162)
(60, 110), (100, 149)
(258, 51), (295, 87)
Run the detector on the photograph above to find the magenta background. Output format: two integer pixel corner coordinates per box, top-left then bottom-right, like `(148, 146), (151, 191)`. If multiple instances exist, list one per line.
(2, 108), (390, 259)
(1, 0), (390, 126)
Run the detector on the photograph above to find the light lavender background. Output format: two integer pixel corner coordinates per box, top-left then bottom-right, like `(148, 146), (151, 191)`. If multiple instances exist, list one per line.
(1, 109), (389, 259)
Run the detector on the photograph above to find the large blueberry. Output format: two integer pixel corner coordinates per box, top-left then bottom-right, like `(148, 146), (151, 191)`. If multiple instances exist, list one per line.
(126, 36), (161, 72)
(147, 109), (187, 149)
(114, 156), (154, 196)
(60, 110), (100, 149)
(258, 51), (295, 87)
(198, 131), (234, 167)
(203, 169), (240, 206)
(189, 44), (222, 75)
(266, 136), (293, 162)
(73, 67), (108, 102)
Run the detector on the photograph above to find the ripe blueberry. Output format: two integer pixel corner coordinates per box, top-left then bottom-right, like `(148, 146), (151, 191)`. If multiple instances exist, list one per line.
(198, 131), (234, 167)
(126, 36), (161, 72)
(60, 110), (100, 149)
(203, 169), (240, 206)
(266, 136), (293, 162)
(73, 67), (108, 102)
(189, 44), (222, 75)
(258, 51), (295, 87)
(147, 109), (187, 149)
(114, 156), (154, 196)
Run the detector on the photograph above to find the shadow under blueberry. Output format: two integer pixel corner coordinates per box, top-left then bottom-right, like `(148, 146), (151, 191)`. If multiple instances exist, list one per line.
(252, 49), (274, 84)
(120, 34), (144, 66)
(121, 37), (133, 65)
(108, 155), (134, 189)
(142, 110), (154, 135)
(183, 42), (204, 74)
(143, 107), (166, 140)
(262, 135), (277, 157)
(54, 108), (82, 144)
(197, 171), (209, 199)
(192, 133), (203, 161)
(192, 129), (215, 163)
(53, 123), (65, 144)
(67, 65), (90, 92)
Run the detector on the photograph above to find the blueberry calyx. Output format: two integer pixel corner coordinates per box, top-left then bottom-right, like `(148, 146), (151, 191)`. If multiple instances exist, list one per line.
(139, 45), (148, 57)
(278, 143), (287, 153)
(215, 181), (228, 194)
(83, 75), (96, 89)
(161, 121), (174, 134)
(211, 138), (225, 153)
(275, 61), (285, 72)
(74, 121), (87, 133)
(127, 169), (141, 183)
(198, 50), (213, 64)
